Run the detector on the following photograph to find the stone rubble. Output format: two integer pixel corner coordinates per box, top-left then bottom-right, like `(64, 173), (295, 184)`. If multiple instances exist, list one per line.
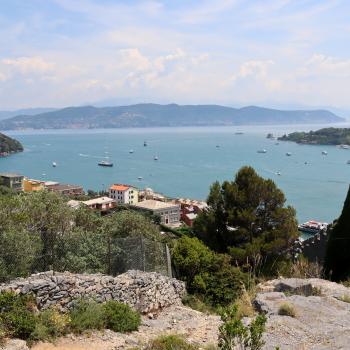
(0, 270), (186, 314)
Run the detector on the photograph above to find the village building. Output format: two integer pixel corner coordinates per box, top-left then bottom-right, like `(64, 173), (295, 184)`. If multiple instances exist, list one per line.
(23, 178), (44, 192)
(46, 183), (84, 196)
(82, 196), (116, 212)
(109, 184), (139, 204)
(132, 199), (181, 226)
(175, 198), (208, 227)
(0, 173), (24, 192)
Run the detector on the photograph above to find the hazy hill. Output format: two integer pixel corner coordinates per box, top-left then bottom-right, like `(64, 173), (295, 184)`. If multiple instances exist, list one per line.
(0, 133), (23, 155)
(0, 104), (344, 130)
(0, 108), (57, 120)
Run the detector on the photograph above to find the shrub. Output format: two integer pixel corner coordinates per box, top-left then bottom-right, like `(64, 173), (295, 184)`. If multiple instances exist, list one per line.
(69, 299), (105, 334)
(218, 304), (266, 350)
(31, 307), (70, 341)
(0, 291), (36, 340)
(102, 301), (140, 333)
(278, 303), (296, 318)
(181, 294), (216, 314)
(234, 287), (255, 319)
(144, 335), (198, 350)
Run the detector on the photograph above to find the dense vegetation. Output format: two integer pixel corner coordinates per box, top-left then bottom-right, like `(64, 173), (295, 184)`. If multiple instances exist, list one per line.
(324, 185), (350, 281)
(0, 104), (342, 130)
(0, 292), (140, 343)
(278, 127), (350, 145)
(0, 190), (161, 282)
(0, 132), (23, 154)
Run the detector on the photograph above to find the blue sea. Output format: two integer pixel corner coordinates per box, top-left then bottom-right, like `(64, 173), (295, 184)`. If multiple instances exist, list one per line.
(1, 124), (350, 225)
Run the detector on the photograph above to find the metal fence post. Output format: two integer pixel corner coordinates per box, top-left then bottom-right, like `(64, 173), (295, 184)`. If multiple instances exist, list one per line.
(165, 244), (172, 278)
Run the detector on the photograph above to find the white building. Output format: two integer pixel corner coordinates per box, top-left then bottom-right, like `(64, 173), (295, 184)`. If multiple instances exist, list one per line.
(109, 184), (139, 205)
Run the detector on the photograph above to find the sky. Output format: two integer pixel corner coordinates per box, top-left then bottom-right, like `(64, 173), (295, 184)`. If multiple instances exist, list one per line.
(0, 0), (350, 110)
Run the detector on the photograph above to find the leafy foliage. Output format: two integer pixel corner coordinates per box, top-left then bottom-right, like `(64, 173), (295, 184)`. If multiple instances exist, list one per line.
(69, 299), (105, 334)
(0, 132), (23, 154)
(0, 291), (36, 340)
(218, 304), (266, 350)
(324, 185), (350, 281)
(102, 301), (141, 333)
(172, 236), (248, 306)
(143, 334), (198, 350)
(193, 166), (298, 271)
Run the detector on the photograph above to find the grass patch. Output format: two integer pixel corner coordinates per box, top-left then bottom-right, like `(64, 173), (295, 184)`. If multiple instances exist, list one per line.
(69, 299), (105, 334)
(339, 294), (350, 303)
(144, 335), (198, 350)
(182, 294), (217, 314)
(278, 303), (296, 318)
(234, 286), (255, 319)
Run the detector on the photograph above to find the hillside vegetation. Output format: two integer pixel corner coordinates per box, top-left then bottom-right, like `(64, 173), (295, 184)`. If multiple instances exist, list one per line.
(278, 127), (350, 145)
(0, 132), (23, 155)
(0, 104), (343, 130)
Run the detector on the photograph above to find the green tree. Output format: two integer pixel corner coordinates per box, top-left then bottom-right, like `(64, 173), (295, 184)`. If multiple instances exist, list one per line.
(324, 185), (350, 281)
(193, 166), (298, 268)
(172, 236), (247, 306)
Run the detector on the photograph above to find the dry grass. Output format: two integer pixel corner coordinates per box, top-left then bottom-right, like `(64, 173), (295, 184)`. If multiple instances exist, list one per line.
(278, 303), (297, 318)
(288, 258), (323, 279)
(234, 285), (256, 319)
(339, 294), (350, 303)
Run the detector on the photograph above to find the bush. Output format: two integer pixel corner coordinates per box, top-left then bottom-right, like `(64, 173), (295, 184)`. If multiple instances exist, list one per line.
(218, 304), (266, 350)
(182, 294), (216, 314)
(339, 294), (350, 303)
(31, 307), (70, 341)
(278, 303), (296, 317)
(0, 291), (37, 340)
(69, 299), (105, 334)
(102, 301), (140, 333)
(144, 335), (198, 350)
(173, 236), (248, 307)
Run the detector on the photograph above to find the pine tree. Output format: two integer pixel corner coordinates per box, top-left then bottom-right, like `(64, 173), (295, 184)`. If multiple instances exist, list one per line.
(324, 185), (350, 281)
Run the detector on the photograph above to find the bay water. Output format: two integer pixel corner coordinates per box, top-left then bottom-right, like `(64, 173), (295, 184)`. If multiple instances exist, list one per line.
(2, 123), (350, 225)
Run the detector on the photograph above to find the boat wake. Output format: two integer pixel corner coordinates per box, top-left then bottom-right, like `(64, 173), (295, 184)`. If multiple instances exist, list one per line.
(79, 153), (109, 159)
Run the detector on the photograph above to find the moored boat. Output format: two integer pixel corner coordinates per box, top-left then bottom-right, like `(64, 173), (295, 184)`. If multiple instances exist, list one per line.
(98, 160), (113, 167)
(298, 220), (328, 234)
(257, 149), (267, 153)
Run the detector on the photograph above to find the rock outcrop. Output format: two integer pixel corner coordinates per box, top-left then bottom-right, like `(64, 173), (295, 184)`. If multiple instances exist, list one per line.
(0, 270), (186, 314)
(256, 278), (350, 349)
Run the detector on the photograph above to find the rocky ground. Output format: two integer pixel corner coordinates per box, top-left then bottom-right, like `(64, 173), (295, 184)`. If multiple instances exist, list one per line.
(257, 278), (350, 349)
(2, 277), (350, 350)
(30, 305), (220, 350)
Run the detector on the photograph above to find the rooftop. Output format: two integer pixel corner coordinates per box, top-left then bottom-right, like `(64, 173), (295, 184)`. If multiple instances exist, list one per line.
(110, 184), (131, 191)
(133, 199), (179, 211)
(83, 197), (115, 206)
(47, 184), (83, 191)
(0, 173), (23, 178)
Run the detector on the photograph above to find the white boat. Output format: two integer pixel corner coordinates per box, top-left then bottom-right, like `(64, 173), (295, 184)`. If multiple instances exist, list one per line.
(276, 171), (281, 176)
(298, 220), (328, 234)
(129, 149), (134, 154)
(98, 160), (113, 167)
(52, 162), (57, 167)
(138, 176), (143, 181)
(257, 149), (267, 154)
(322, 151), (328, 155)
(286, 152), (292, 156)
(339, 144), (350, 149)
(154, 155), (159, 161)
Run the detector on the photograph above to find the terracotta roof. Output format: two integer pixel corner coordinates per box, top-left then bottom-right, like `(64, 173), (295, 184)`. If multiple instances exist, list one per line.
(110, 184), (129, 191)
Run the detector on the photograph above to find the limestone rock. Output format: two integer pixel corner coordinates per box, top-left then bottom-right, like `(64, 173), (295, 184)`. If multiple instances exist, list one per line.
(1, 339), (29, 350)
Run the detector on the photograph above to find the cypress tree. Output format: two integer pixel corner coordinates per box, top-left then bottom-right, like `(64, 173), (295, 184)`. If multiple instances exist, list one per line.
(324, 185), (350, 281)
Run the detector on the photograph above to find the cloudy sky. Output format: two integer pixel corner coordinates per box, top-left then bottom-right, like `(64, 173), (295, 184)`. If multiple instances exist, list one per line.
(0, 0), (350, 110)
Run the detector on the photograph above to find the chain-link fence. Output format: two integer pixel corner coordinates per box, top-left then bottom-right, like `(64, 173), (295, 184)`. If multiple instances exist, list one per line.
(0, 234), (172, 283)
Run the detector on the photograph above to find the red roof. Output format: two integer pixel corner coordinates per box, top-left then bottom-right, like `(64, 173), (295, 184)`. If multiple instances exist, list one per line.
(110, 184), (129, 191)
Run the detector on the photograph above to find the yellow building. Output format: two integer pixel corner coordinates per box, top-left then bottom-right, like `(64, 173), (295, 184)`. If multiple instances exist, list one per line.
(23, 178), (44, 192)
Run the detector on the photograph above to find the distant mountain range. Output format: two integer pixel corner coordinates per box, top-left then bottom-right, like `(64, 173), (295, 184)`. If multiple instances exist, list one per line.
(0, 108), (57, 120)
(0, 104), (344, 130)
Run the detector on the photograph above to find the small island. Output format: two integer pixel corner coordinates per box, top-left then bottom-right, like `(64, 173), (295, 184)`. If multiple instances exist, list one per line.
(278, 127), (350, 145)
(0, 132), (23, 156)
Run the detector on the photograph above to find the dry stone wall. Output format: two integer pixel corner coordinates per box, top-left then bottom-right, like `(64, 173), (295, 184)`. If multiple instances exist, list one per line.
(0, 270), (186, 314)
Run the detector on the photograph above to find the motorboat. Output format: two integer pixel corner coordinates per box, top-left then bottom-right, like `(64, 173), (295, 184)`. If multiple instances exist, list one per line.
(98, 160), (113, 167)
(52, 162), (57, 167)
(154, 155), (159, 161)
(129, 149), (134, 154)
(322, 151), (328, 155)
(144, 141), (147, 147)
(257, 149), (267, 153)
(286, 152), (292, 156)
(298, 220), (328, 234)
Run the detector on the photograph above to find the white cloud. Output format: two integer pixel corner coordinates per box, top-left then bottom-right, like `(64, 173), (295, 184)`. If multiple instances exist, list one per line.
(231, 60), (274, 81)
(2, 56), (55, 74)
